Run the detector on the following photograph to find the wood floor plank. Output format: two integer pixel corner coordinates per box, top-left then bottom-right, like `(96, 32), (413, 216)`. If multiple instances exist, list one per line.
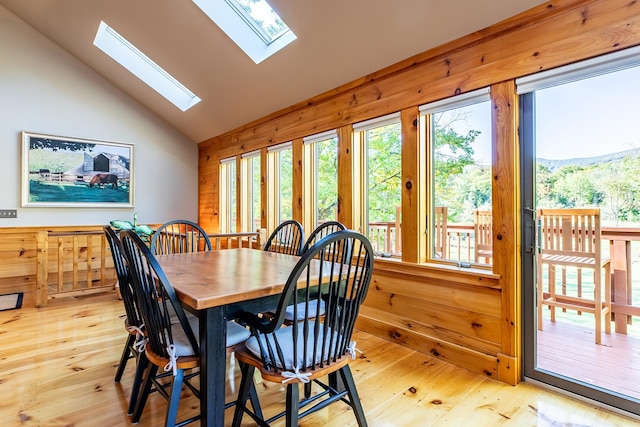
(537, 315), (640, 400)
(1, 293), (638, 426)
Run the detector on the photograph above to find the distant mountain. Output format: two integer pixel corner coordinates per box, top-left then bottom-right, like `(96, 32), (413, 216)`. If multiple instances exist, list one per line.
(537, 148), (640, 172)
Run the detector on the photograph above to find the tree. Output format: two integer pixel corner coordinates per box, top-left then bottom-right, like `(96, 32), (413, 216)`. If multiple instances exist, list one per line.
(278, 149), (293, 219)
(432, 110), (484, 223)
(316, 138), (338, 221)
(367, 123), (402, 223)
(29, 137), (94, 152)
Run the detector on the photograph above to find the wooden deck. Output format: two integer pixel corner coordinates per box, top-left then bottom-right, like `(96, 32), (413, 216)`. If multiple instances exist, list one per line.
(2, 293), (639, 426)
(537, 315), (640, 400)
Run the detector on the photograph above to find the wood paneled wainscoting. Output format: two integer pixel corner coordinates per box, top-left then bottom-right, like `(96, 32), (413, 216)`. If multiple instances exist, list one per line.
(355, 260), (504, 381)
(0, 226), (117, 307)
(0, 226), (266, 308)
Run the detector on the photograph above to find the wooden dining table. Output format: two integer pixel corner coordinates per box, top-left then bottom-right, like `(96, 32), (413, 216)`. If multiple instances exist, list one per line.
(156, 247), (323, 427)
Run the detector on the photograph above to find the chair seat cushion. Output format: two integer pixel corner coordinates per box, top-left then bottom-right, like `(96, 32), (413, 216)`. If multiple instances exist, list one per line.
(284, 300), (325, 322)
(184, 314), (250, 348)
(245, 321), (341, 370)
(169, 323), (198, 358)
(226, 320), (252, 347)
(167, 314), (249, 355)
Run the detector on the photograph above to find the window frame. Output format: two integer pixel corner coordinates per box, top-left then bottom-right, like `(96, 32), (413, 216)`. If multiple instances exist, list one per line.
(419, 88), (493, 267)
(219, 157), (237, 233)
(353, 113), (402, 257)
(266, 142), (293, 231)
(302, 130), (339, 232)
(240, 151), (261, 232)
(192, 0), (297, 64)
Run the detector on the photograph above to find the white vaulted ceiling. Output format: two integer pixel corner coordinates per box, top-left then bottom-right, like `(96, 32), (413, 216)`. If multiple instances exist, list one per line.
(0, 0), (547, 143)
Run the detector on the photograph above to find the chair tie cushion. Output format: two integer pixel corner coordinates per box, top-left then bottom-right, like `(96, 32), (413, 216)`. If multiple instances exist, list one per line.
(127, 323), (148, 353)
(280, 366), (312, 384)
(163, 325), (197, 373)
(164, 344), (179, 376)
(347, 341), (361, 359)
(226, 320), (251, 347)
(283, 300), (325, 322)
(245, 321), (345, 370)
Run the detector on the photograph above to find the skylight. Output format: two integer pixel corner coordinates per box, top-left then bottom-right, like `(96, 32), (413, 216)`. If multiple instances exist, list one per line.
(93, 21), (201, 112)
(192, 0), (296, 64)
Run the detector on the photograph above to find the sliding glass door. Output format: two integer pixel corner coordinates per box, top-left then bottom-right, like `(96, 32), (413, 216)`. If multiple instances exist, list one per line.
(521, 47), (640, 416)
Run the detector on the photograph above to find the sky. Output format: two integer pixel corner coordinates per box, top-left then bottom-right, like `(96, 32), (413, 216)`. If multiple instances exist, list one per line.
(535, 65), (640, 160)
(445, 64), (640, 162)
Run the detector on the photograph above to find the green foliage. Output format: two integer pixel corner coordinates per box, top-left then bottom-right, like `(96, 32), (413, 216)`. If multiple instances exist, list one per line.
(432, 110), (487, 223)
(252, 156), (261, 228)
(29, 137), (94, 152)
(28, 149), (83, 173)
(278, 149), (293, 219)
(29, 180), (129, 203)
(537, 153), (640, 226)
(316, 138), (338, 221)
(235, 0), (289, 39)
(367, 123), (402, 223)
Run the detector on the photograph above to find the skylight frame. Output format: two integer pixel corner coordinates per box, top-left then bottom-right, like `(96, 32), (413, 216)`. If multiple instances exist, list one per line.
(226, 0), (289, 45)
(93, 21), (201, 112)
(192, 0), (297, 64)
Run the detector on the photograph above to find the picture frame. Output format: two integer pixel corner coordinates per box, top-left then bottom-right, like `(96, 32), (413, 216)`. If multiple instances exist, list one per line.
(21, 131), (134, 208)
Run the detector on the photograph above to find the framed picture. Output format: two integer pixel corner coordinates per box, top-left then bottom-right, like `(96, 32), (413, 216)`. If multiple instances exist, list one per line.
(21, 131), (134, 207)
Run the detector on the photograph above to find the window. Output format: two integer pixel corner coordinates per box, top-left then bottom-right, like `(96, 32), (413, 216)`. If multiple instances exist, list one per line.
(303, 130), (338, 230)
(420, 88), (493, 266)
(93, 21), (201, 112)
(192, 0), (296, 64)
(517, 45), (640, 225)
(240, 151), (261, 232)
(267, 142), (293, 228)
(220, 157), (237, 232)
(354, 113), (402, 256)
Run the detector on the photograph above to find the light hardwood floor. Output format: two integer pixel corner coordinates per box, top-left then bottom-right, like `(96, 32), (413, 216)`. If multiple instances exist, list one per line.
(1, 292), (638, 427)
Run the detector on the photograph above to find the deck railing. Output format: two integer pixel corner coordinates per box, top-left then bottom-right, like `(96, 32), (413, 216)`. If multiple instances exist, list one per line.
(602, 227), (640, 333)
(208, 229), (266, 250)
(368, 222), (400, 255)
(367, 220), (640, 335)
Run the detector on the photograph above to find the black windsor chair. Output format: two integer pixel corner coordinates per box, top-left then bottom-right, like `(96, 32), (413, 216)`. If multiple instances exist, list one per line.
(119, 230), (259, 426)
(301, 220), (346, 254)
(284, 221), (347, 322)
(151, 219), (212, 255)
(263, 219), (305, 256)
(105, 225), (148, 416)
(232, 230), (374, 427)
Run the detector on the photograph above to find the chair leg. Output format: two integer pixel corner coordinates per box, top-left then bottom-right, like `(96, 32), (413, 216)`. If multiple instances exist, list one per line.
(604, 263), (612, 334)
(303, 381), (312, 399)
(537, 263), (544, 331)
(232, 362), (257, 427)
(114, 334), (135, 383)
(339, 365), (368, 427)
(328, 371), (344, 391)
(285, 383), (300, 427)
(165, 368), (184, 427)
(128, 352), (148, 415)
(132, 363), (158, 424)
(248, 377), (263, 419)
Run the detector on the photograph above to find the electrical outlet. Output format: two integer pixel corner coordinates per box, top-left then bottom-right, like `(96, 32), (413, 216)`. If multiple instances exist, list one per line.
(0, 209), (17, 218)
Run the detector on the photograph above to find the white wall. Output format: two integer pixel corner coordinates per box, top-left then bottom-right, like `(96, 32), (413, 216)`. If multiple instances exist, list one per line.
(0, 6), (198, 227)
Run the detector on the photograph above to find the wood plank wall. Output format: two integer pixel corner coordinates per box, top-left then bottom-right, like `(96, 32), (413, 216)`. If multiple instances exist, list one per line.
(198, 0), (640, 386)
(0, 226), (266, 309)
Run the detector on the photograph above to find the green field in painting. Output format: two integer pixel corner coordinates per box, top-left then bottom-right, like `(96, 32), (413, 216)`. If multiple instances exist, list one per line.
(29, 180), (129, 203)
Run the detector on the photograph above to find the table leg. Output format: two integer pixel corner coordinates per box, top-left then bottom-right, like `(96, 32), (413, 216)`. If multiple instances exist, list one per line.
(199, 306), (227, 427)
